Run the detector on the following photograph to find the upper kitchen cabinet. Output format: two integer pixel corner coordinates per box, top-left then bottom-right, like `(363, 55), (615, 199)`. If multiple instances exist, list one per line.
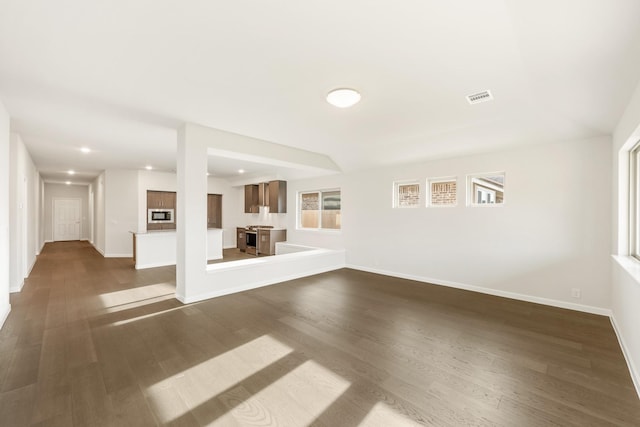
(268, 180), (287, 213)
(207, 194), (222, 229)
(244, 184), (259, 213)
(147, 190), (176, 209)
(244, 181), (286, 213)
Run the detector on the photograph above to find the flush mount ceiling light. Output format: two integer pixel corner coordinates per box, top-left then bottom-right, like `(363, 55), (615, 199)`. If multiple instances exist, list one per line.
(326, 88), (361, 108)
(80, 147), (91, 154)
(145, 165), (153, 170)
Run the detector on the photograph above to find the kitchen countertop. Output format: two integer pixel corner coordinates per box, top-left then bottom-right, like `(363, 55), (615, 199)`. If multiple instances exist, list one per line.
(133, 228), (223, 235)
(240, 227), (286, 231)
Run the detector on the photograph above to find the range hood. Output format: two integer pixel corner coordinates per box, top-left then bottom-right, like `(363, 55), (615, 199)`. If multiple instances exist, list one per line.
(258, 182), (270, 206)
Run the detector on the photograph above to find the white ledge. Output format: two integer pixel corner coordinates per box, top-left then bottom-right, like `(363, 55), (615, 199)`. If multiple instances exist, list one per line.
(612, 255), (640, 285)
(179, 246), (346, 304)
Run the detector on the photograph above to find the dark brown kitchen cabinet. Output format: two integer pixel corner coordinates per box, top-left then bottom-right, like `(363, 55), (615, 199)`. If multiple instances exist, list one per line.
(237, 227), (247, 251)
(147, 190), (176, 230)
(258, 229), (286, 255)
(244, 185), (259, 213)
(207, 194), (222, 229)
(147, 190), (176, 209)
(268, 180), (287, 213)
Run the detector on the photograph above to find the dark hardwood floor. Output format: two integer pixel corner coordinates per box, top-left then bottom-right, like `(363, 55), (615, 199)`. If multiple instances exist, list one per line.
(0, 241), (639, 426)
(208, 248), (268, 264)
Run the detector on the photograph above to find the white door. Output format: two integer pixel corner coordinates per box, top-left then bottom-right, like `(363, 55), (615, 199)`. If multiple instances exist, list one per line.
(53, 198), (81, 241)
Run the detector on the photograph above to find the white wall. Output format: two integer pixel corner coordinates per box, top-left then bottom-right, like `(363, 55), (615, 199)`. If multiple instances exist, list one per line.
(104, 170), (138, 257)
(611, 78), (640, 394)
(92, 173), (106, 255)
(208, 177), (241, 248)
(9, 133), (39, 293)
(0, 100), (11, 327)
(43, 183), (90, 242)
(288, 136), (612, 313)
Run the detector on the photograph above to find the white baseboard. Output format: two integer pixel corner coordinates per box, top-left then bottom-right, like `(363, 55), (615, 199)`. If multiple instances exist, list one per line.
(135, 261), (174, 270)
(610, 314), (640, 399)
(346, 264), (612, 317)
(104, 253), (133, 258)
(0, 304), (10, 330)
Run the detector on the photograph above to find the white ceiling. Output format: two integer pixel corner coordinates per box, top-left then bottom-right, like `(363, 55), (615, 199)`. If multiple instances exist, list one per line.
(1, 0), (640, 184)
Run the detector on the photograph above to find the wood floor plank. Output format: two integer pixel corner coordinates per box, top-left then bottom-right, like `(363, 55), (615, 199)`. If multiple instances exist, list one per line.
(29, 370), (72, 425)
(0, 384), (37, 426)
(70, 362), (114, 427)
(38, 326), (67, 378)
(2, 343), (41, 392)
(109, 384), (158, 427)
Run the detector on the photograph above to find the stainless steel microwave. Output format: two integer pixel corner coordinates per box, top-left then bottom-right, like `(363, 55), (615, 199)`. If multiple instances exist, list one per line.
(148, 209), (174, 223)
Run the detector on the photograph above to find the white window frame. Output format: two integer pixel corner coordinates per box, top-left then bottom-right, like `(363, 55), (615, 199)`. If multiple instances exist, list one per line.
(297, 189), (341, 231)
(393, 180), (420, 208)
(427, 176), (457, 207)
(467, 172), (505, 207)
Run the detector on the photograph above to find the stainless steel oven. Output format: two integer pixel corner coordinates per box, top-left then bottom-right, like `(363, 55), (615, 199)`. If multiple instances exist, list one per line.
(148, 209), (174, 223)
(245, 230), (257, 255)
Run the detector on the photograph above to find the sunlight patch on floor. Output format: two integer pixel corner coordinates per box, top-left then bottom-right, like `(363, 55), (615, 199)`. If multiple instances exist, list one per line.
(96, 282), (175, 311)
(215, 359), (351, 426)
(359, 401), (419, 426)
(110, 305), (185, 326)
(146, 334), (294, 424)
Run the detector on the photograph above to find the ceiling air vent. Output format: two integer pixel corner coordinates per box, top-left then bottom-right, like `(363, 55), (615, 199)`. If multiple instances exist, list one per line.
(466, 90), (493, 105)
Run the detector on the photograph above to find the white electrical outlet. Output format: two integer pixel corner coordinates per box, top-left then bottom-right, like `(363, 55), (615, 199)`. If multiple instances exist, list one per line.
(571, 288), (581, 299)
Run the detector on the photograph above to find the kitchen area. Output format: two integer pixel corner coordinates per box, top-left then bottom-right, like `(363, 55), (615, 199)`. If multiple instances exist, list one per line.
(235, 180), (287, 257)
(133, 173), (288, 269)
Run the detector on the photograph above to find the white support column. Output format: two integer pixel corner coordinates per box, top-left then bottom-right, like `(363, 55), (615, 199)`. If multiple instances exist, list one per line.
(176, 124), (208, 302)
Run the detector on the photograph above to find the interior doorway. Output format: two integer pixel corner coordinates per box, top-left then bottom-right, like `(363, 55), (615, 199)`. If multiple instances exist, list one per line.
(53, 198), (81, 241)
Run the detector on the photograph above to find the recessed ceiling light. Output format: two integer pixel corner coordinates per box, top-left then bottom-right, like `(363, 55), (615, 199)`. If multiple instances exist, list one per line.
(65, 181), (71, 185)
(145, 165), (153, 170)
(80, 147), (91, 154)
(238, 169), (245, 174)
(206, 172), (211, 176)
(68, 170), (75, 175)
(326, 88), (361, 108)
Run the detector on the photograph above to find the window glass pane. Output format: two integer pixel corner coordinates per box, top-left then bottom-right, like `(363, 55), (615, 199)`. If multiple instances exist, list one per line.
(469, 173), (504, 205)
(299, 190), (341, 230)
(429, 179), (456, 206)
(300, 192), (319, 228)
(396, 182), (420, 207)
(321, 191), (341, 229)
